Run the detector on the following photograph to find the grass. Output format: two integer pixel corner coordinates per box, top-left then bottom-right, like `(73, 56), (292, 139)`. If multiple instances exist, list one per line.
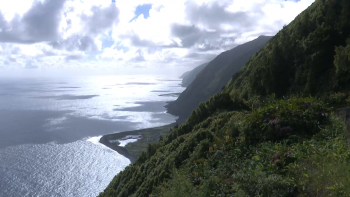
(299, 156), (350, 196)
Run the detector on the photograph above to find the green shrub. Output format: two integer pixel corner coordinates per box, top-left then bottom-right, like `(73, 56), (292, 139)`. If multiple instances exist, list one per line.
(152, 170), (200, 197)
(334, 38), (350, 89)
(294, 117), (350, 196)
(242, 97), (331, 144)
(322, 92), (349, 108)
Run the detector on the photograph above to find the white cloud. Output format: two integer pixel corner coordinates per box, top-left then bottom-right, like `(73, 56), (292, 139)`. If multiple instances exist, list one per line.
(0, 0), (315, 75)
(0, 0), (35, 21)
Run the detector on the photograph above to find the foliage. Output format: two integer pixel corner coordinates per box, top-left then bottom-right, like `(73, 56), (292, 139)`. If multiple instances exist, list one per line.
(152, 170), (201, 197)
(99, 96), (350, 197)
(225, 0), (350, 100)
(243, 97), (330, 144)
(162, 92), (248, 147)
(334, 38), (350, 89)
(322, 92), (350, 108)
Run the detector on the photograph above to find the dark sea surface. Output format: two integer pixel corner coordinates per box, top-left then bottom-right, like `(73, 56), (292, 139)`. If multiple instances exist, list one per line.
(0, 75), (184, 197)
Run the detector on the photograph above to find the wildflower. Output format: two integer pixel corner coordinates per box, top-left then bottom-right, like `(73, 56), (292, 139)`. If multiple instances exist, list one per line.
(269, 119), (280, 126)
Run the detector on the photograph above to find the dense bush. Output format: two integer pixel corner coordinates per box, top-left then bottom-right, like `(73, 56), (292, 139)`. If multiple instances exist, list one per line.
(163, 92), (247, 146)
(322, 92), (350, 108)
(334, 38), (350, 89)
(243, 97), (331, 144)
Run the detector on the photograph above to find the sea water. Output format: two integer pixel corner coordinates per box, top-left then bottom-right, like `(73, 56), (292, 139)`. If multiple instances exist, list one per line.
(0, 75), (184, 197)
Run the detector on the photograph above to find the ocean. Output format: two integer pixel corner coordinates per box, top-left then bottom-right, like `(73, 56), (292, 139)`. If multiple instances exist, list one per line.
(0, 75), (184, 197)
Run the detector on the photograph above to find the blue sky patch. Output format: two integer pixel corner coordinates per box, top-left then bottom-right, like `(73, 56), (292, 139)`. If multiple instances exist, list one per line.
(102, 40), (114, 49)
(130, 4), (152, 22)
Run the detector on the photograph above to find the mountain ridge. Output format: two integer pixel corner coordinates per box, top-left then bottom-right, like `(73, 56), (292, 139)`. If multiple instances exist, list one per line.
(167, 35), (272, 123)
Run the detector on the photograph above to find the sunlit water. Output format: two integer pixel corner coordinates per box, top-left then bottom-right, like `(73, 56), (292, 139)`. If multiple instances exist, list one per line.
(0, 75), (184, 197)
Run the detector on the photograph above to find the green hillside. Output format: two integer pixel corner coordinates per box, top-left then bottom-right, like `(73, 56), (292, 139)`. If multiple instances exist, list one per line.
(225, 0), (350, 103)
(166, 36), (271, 123)
(99, 0), (350, 196)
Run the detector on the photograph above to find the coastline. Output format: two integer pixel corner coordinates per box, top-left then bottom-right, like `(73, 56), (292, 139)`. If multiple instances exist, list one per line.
(99, 123), (176, 164)
(99, 135), (137, 163)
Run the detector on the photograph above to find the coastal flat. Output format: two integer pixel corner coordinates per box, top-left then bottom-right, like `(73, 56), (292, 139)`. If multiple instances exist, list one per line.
(100, 123), (176, 162)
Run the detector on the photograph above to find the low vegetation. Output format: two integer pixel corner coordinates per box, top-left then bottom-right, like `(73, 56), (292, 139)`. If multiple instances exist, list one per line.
(99, 96), (350, 197)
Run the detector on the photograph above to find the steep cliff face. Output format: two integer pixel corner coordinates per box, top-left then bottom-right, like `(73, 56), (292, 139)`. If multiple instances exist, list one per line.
(167, 36), (272, 122)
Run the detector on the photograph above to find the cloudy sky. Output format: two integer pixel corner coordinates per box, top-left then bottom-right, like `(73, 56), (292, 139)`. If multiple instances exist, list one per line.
(0, 0), (314, 76)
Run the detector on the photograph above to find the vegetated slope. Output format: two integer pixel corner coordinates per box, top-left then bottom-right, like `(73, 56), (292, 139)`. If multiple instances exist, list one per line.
(100, 95), (350, 197)
(225, 0), (350, 104)
(166, 36), (271, 122)
(99, 0), (350, 196)
(181, 62), (209, 87)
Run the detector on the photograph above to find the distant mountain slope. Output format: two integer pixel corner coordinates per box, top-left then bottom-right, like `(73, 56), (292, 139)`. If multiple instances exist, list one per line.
(179, 70), (190, 79)
(167, 36), (272, 122)
(181, 62), (209, 87)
